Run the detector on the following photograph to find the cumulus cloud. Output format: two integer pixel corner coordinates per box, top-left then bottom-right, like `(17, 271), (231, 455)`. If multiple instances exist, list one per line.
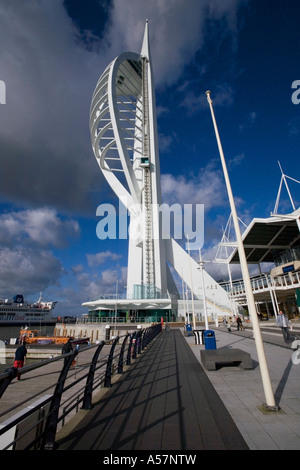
(0, 0), (249, 311)
(0, 247), (63, 298)
(0, 0), (247, 213)
(0, 1), (104, 213)
(0, 208), (79, 298)
(73, 265), (127, 303)
(0, 208), (80, 248)
(161, 162), (226, 209)
(228, 152), (245, 170)
(111, 0), (247, 86)
(180, 84), (235, 115)
(87, 250), (122, 267)
(239, 111), (257, 131)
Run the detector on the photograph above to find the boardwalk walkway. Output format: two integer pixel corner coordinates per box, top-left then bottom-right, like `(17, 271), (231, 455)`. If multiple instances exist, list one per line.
(56, 328), (248, 451)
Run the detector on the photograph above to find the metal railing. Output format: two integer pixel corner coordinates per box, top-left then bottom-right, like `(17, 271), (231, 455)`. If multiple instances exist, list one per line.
(221, 271), (300, 300)
(0, 323), (162, 450)
(77, 315), (166, 324)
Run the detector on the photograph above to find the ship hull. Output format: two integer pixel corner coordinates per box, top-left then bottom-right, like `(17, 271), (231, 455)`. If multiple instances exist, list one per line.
(0, 319), (56, 326)
(0, 295), (57, 326)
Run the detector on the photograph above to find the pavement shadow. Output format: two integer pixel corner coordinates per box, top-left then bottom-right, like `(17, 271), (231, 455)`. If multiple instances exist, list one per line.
(274, 358), (294, 406)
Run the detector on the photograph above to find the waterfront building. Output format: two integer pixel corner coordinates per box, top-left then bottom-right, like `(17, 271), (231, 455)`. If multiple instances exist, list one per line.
(221, 208), (300, 319)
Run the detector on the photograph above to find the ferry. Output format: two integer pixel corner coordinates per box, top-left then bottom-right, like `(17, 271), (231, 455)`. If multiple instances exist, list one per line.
(0, 294), (57, 326)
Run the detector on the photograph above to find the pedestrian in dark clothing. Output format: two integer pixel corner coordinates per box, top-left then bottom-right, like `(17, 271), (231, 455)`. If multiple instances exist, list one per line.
(276, 310), (292, 343)
(236, 316), (243, 331)
(13, 341), (27, 380)
(62, 337), (73, 366)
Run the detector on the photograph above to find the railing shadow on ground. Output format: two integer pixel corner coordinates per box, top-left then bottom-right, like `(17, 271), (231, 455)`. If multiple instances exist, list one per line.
(0, 323), (162, 450)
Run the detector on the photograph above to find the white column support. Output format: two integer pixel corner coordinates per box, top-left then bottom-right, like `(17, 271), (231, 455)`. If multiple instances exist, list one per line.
(206, 91), (277, 410)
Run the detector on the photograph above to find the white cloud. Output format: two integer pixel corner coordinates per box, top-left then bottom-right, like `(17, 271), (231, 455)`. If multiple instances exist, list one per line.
(0, 1), (106, 212)
(161, 163), (226, 209)
(179, 84), (235, 115)
(87, 251), (122, 267)
(111, 0), (247, 86)
(73, 265), (127, 302)
(239, 111), (257, 131)
(0, 0), (250, 312)
(228, 152), (245, 170)
(0, 208), (80, 248)
(0, 0), (247, 212)
(0, 247), (63, 297)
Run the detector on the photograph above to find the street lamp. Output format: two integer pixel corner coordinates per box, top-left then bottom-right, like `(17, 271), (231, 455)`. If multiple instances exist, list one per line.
(208, 285), (218, 326)
(185, 288), (190, 323)
(186, 234), (196, 330)
(197, 250), (209, 330)
(206, 91), (277, 410)
(114, 279), (118, 336)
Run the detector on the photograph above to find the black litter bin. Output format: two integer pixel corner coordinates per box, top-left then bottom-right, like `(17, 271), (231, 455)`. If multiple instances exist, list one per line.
(204, 330), (216, 350)
(193, 329), (205, 345)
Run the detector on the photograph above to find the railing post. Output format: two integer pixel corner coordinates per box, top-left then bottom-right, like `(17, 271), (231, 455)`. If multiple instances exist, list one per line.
(126, 332), (136, 365)
(137, 329), (144, 355)
(0, 367), (18, 399)
(41, 349), (78, 450)
(141, 327), (149, 350)
(117, 334), (130, 374)
(81, 341), (105, 410)
(132, 331), (139, 359)
(104, 336), (119, 388)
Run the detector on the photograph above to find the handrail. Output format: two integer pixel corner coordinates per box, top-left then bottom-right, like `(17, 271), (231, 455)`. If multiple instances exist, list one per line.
(0, 323), (162, 450)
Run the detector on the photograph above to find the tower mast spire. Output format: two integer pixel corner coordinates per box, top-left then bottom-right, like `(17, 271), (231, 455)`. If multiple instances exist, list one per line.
(141, 19), (150, 59)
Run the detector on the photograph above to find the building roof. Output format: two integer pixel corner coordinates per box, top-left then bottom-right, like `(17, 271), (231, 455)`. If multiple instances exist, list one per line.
(228, 209), (300, 264)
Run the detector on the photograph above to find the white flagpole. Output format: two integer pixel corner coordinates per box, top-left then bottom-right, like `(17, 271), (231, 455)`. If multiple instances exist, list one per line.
(206, 91), (277, 410)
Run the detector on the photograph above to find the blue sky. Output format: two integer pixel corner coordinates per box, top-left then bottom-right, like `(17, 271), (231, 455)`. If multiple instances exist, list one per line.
(0, 0), (299, 317)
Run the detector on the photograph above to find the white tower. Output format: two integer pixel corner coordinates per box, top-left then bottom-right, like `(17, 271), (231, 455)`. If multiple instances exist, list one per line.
(88, 22), (233, 318)
(90, 21), (169, 299)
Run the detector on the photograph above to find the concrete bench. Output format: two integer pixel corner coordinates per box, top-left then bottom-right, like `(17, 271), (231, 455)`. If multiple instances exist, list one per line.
(200, 348), (253, 371)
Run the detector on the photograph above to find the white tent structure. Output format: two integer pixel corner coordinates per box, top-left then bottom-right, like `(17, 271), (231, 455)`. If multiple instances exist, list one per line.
(83, 22), (234, 323)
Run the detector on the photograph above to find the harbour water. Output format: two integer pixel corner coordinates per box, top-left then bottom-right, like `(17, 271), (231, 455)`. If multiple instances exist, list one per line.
(0, 325), (55, 343)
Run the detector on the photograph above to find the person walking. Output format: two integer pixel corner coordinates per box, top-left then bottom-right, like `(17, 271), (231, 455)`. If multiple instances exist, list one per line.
(13, 341), (27, 380)
(276, 310), (292, 343)
(236, 316), (243, 331)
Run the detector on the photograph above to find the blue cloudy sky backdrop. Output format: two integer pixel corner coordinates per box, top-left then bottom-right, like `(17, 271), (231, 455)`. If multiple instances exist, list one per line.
(0, 0), (299, 316)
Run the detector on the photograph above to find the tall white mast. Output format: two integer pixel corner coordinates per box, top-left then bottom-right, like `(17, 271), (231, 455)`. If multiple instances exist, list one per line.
(206, 90), (277, 410)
